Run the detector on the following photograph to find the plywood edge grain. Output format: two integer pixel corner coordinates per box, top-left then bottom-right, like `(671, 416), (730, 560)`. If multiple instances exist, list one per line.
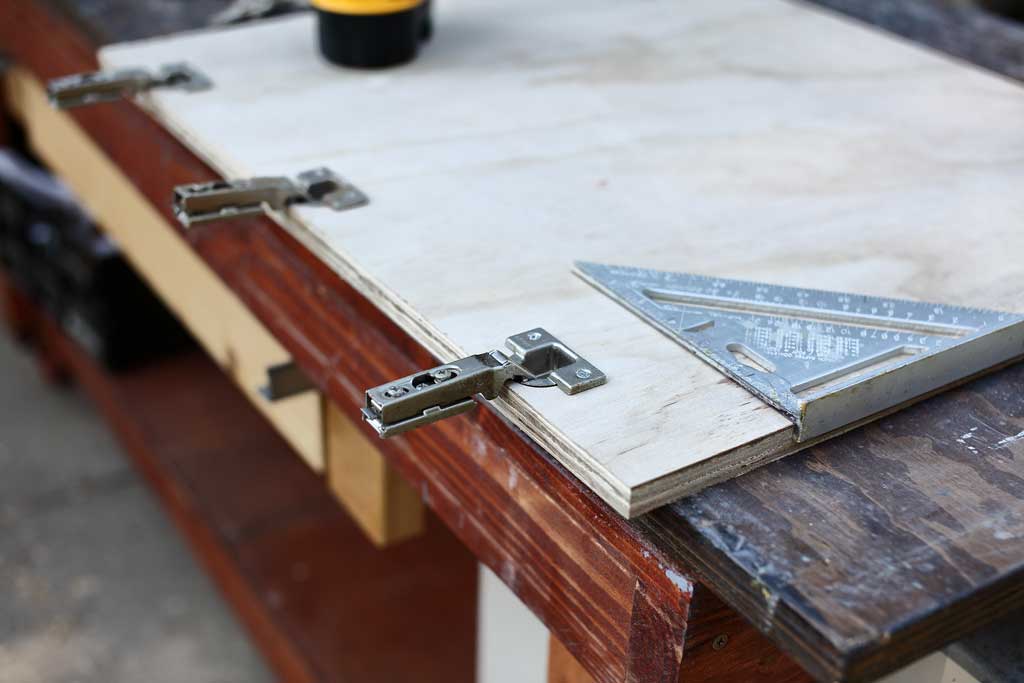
(629, 428), (797, 517)
(630, 349), (1024, 516)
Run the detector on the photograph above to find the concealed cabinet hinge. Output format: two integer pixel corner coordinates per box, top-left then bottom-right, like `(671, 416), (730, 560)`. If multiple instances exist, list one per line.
(47, 63), (212, 109)
(362, 328), (606, 438)
(172, 167), (369, 227)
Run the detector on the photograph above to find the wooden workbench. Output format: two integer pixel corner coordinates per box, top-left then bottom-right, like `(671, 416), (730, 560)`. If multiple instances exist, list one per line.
(98, 0), (1024, 519)
(2, 2), (1023, 682)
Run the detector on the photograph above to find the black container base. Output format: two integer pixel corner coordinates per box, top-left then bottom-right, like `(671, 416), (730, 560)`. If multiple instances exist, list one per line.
(316, 3), (430, 69)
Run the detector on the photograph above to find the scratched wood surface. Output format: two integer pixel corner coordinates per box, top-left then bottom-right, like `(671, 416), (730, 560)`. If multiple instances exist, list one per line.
(9, 2), (1024, 681)
(99, 0), (1024, 516)
(643, 363), (1024, 680)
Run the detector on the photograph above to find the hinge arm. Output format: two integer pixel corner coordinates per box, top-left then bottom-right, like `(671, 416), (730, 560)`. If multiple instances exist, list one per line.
(362, 328), (606, 438)
(172, 167), (368, 227)
(47, 63), (212, 109)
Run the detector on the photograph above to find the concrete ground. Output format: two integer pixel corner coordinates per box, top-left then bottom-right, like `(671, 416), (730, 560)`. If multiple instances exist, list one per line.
(0, 330), (273, 683)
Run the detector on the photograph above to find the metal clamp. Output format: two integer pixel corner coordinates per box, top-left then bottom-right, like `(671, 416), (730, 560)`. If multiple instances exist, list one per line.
(259, 361), (315, 401)
(362, 328), (606, 438)
(47, 63), (212, 110)
(172, 167), (368, 227)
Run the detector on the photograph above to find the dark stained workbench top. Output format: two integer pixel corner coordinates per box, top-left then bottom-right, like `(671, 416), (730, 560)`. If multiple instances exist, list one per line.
(13, 2), (1024, 681)
(52, 0), (1024, 83)
(818, 0), (1024, 81)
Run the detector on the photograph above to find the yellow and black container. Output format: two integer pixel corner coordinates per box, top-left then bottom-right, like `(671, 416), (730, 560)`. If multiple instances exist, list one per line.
(311, 0), (432, 68)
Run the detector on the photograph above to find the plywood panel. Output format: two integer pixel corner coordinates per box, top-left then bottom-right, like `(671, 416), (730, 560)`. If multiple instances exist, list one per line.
(99, 0), (1024, 515)
(3, 68), (325, 471)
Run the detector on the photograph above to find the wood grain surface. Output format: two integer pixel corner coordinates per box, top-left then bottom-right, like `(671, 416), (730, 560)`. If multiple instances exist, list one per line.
(5, 2), (1024, 681)
(644, 367), (1024, 680)
(98, 3), (1024, 516)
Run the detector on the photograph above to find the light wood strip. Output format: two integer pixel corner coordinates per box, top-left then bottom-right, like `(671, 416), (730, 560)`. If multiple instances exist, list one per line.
(324, 400), (424, 545)
(3, 67), (325, 471)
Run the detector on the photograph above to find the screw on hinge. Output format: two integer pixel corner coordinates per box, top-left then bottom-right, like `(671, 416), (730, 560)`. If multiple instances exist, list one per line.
(712, 634), (729, 651)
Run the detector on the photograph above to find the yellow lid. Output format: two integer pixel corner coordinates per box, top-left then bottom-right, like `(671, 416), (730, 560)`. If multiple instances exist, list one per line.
(311, 0), (423, 15)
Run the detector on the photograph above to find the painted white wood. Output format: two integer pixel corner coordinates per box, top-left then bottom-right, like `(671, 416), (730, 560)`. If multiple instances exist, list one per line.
(100, 0), (1024, 516)
(879, 652), (981, 683)
(476, 565), (549, 683)
(940, 657), (981, 683)
(880, 653), (948, 683)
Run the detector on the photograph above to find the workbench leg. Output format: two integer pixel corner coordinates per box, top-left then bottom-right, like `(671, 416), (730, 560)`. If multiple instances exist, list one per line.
(324, 400), (425, 546)
(547, 585), (814, 683)
(674, 586), (814, 683)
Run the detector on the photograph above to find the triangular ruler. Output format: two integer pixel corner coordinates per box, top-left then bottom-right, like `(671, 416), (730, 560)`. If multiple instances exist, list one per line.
(575, 262), (1024, 441)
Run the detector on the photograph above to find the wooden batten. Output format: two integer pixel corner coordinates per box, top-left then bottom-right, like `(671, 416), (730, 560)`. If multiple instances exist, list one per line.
(1, 67), (326, 472)
(324, 400), (425, 546)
